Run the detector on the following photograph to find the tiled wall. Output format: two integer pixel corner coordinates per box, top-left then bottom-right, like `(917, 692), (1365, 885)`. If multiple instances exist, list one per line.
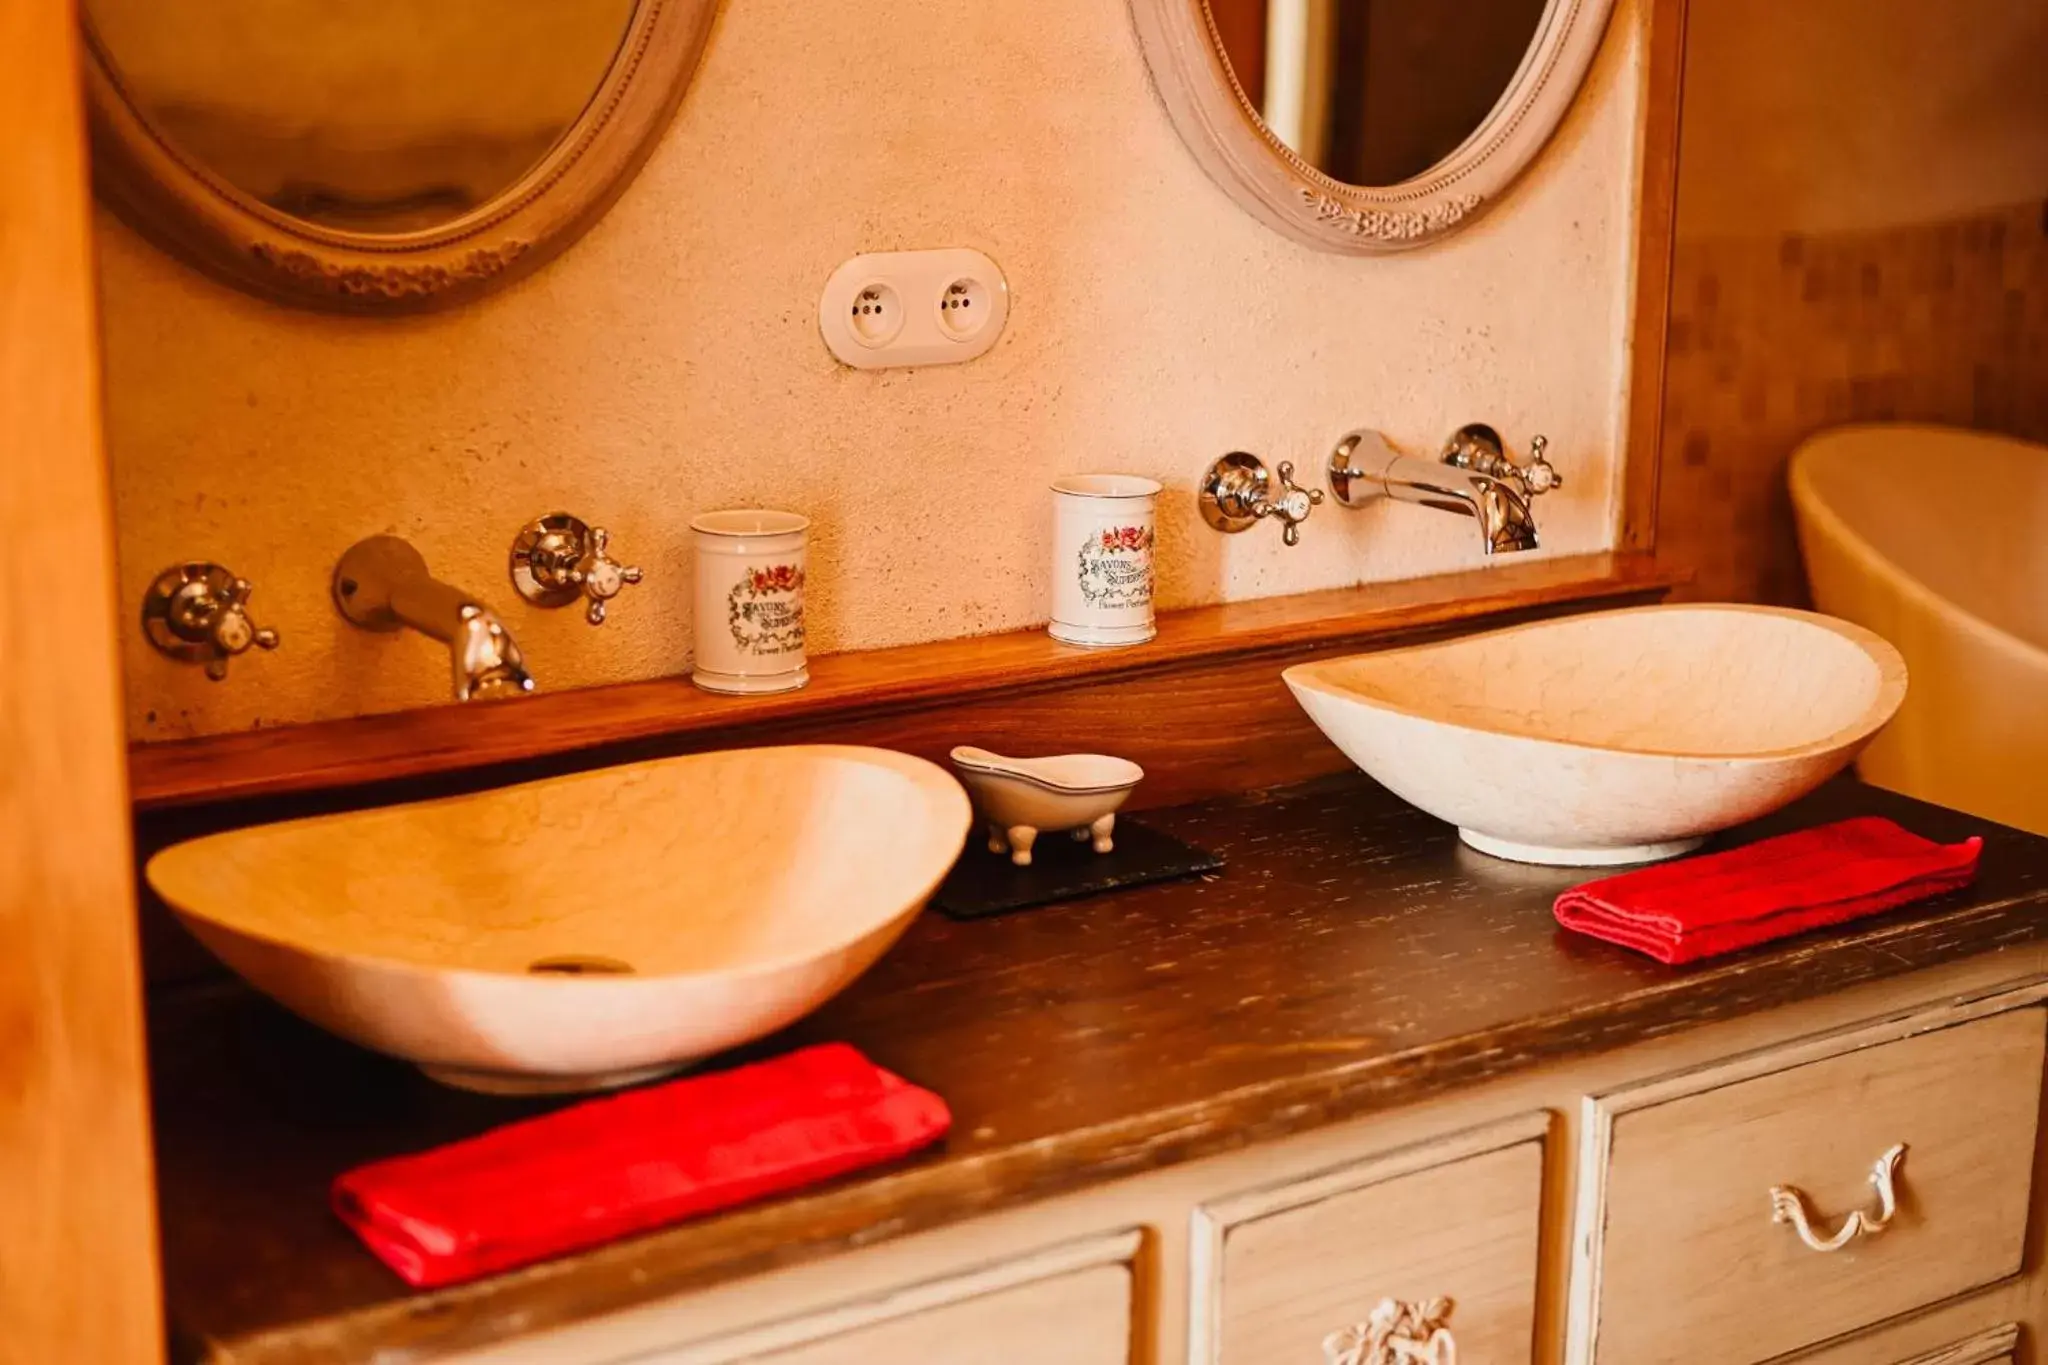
(1657, 200), (2048, 604)
(1654, 0), (2048, 605)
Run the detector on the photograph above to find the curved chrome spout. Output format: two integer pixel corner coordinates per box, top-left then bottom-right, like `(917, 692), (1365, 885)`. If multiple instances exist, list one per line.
(1328, 428), (1542, 554)
(333, 536), (535, 701)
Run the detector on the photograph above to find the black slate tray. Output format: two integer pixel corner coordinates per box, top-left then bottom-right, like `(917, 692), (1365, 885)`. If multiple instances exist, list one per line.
(933, 817), (1224, 920)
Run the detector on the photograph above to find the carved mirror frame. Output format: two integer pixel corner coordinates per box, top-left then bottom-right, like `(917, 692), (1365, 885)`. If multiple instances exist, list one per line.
(81, 0), (720, 313)
(1131, 0), (1618, 252)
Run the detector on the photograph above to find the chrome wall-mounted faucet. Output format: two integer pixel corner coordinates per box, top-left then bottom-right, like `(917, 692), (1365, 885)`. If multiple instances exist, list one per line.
(333, 536), (534, 701)
(1327, 424), (1561, 554)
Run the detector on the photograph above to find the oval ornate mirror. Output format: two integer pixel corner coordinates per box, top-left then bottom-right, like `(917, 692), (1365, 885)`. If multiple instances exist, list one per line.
(81, 0), (718, 312)
(1134, 0), (1617, 252)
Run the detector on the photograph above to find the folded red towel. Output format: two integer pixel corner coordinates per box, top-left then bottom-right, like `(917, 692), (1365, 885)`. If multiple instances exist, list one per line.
(1553, 817), (1982, 965)
(333, 1043), (951, 1288)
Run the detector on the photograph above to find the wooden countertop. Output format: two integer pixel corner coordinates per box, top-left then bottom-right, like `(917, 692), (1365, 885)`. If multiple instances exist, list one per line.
(151, 774), (2048, 1364)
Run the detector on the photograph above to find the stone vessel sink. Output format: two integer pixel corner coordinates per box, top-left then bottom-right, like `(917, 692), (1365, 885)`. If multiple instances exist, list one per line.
(147, 745), (971, 1093)
(1284, 604), (1907, 865)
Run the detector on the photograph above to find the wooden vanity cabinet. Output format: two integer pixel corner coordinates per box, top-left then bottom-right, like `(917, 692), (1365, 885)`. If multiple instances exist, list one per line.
(452, 971), (2048, 1365)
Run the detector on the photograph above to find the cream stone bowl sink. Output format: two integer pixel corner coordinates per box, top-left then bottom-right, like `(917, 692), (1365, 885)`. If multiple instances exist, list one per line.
(1284, 605), (1907, 866)
(146, 745), (971, 1093)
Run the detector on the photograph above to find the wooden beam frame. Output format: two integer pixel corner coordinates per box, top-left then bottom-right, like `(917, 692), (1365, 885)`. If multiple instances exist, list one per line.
(1619, 0), (1691, 551)
(0, 0), (164, 1357)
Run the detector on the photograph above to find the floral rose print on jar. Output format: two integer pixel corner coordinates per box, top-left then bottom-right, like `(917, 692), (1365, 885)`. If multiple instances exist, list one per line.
(728, 563), (806, 656)
(1079, 525), (1156, 610)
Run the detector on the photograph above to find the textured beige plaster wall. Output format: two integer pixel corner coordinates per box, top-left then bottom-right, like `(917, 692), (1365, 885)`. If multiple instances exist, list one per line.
(99, 0), (1645, 739)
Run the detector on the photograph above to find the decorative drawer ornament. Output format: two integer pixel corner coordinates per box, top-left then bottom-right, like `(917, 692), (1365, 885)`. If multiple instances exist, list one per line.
(1323, 1297), (1458, 1365)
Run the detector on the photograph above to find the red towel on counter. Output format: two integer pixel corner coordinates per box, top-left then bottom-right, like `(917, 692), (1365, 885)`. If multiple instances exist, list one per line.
(332, 1043), (951, 1288)
(1553, 817), (1982, 965)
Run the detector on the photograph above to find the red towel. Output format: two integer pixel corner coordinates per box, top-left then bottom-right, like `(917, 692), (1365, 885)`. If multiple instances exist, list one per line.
(333, 1043), (951, 1288)
(1553, 817), (1982, 965)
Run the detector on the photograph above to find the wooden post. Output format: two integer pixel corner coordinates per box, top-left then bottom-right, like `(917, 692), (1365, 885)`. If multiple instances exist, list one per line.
(0, 0), (165, 1359)
(1619, 0), (1692, 553)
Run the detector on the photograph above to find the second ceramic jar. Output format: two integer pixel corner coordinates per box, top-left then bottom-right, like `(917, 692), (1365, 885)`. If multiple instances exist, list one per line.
(1048, 474), (1160, 647)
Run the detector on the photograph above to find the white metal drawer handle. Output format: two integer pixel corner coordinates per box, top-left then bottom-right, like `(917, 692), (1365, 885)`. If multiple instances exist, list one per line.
(1322, 1296), (1456, 1365)
(1768, 1142), (1907, 1252)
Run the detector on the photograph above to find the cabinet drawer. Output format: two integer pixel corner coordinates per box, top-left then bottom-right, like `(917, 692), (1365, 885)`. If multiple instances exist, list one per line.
(1890, 1323), (2021, 1365)
(1793, 1317), (2021, 1365)
(1192, 1115), (1546, 1365)
(635, 1230), (1138, 1365)
(1574, 1004), (2046, 1365)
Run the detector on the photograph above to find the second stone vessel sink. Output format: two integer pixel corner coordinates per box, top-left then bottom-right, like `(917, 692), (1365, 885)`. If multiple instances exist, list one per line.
(1285, 604), (1907, 865)
(147, 745), (970, 1093)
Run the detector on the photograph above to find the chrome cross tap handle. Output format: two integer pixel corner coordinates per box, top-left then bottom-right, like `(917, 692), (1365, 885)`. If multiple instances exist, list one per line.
(569, 527), (643, 625)
(142, 562), (281, 681)
(1265, 461), (1326, 544)
(1200, 452), (1324, 546)
(1522, 434), (1562, 495)
(510, 513), (644, 625)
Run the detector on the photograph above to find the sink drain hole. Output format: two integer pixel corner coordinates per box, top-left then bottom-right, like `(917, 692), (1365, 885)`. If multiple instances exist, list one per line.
(528, 955), (634, 976)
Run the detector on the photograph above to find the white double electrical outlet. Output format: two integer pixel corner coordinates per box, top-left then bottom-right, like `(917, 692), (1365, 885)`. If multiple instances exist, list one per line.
(818, 248), (1011, 370)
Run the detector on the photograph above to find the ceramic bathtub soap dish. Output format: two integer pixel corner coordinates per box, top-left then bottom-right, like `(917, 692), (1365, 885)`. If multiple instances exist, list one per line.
(938, 746), (1219, 922)
(950, 746), (1145, 866)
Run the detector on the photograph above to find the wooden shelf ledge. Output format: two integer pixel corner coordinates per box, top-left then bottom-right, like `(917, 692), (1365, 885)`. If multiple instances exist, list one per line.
(127, 552), (1681, 813)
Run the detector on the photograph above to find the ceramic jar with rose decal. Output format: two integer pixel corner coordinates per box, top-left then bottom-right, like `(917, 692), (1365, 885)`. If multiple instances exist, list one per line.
(690, 510), (809, 694)
(1049, 474), (1161, 647)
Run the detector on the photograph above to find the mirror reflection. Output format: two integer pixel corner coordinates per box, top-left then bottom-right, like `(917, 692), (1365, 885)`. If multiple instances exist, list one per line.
(1209, 0), (1551, 187)
(85, 0), (637, 233)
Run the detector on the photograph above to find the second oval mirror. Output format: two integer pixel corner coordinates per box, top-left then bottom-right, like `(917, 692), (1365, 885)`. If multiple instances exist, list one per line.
(1135, 0), (1618, 252)
(1223, 0), (1549, 185)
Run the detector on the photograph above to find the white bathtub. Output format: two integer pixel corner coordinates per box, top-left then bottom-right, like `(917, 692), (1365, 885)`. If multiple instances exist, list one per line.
(1790, 424), (2048, 835)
